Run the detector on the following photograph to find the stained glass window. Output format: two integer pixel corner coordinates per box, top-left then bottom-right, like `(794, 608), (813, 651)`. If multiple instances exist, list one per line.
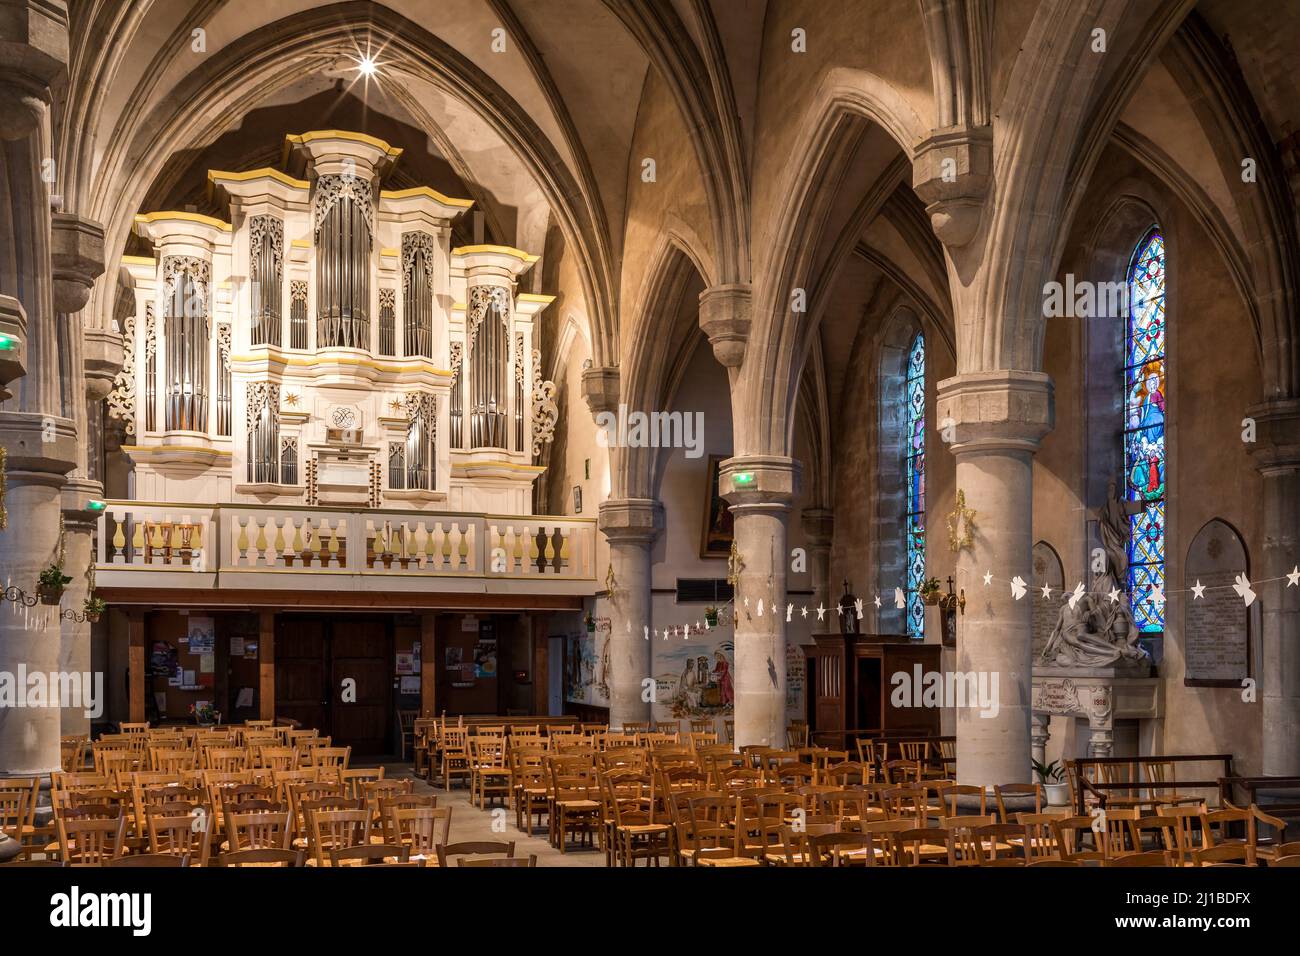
(904, 332), (926, 638)
(1124, 229), (1166, 631)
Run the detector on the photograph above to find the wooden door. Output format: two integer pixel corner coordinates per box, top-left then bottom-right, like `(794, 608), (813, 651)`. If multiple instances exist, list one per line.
(330, 619), (391, 756)
(275, 618), (328, 735)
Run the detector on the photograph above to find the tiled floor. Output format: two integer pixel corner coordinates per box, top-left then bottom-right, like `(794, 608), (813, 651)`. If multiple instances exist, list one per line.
(380, 762), (609, 867)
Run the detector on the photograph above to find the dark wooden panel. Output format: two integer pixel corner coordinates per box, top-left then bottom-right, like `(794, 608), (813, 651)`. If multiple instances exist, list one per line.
(330, 619), (391, 756)
(275, 618), (327, 736)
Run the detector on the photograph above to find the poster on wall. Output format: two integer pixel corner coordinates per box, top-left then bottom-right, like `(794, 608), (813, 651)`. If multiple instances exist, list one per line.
(445, 647), (463, 670)
(149, 641), (178, 677)
(653, 636), (734, 727)
(473, 639), (497, 678)
(699, 454), (735, 558)
(564, 631), (609, 705)
(187, 617), (216, 654)
(400, 676), (421, 695)
(395, 653), (415, 676)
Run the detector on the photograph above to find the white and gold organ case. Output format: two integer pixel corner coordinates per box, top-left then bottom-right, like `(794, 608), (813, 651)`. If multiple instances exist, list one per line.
(108, 130), (558, 518)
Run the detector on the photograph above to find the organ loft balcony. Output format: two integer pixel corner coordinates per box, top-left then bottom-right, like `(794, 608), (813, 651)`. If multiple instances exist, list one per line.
(98, 130), (590, 600)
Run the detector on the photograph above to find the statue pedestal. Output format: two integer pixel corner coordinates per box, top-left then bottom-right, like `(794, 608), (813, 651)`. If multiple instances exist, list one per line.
(1031, 666), (1163, 761)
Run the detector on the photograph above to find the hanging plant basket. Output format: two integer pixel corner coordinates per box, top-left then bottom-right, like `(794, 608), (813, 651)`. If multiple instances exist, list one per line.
(83, 596), (106, 624)
(36, 583), (64, 606)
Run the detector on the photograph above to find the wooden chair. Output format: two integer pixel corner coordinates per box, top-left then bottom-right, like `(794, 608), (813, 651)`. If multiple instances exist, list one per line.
(340, 767), (385, 800)
(1194, 844), (1252, 866)
(940, 814), (996, 866)
(549, 763), (601, 854)
(0, 777), (37, 860)
(470, 736), (511, 809)
(1051, 815), (1107, 864)
(387, 806), (452, 864)
(1018, 812), (1063, 862)
(331, 844), (410, 867)
(435, 840), (515, 866)
(993, 783), (1042, 821)
(60, 736), (88, 772)
(893, 827), (951, 866)
(1110, 849), (1172, 867)
(311, 746), (351, 779)
(216, 847), (304, 867)
(439, 728), (472, 791)
(107, 852), (189, 867)
(937, 783), (987, 817)
(57, 814), (126, 866)
(398, 710), (417, 761)
(974, 824), (1026, 864)
(458, 855), (537, 867)
(306, 808), (371, 866)
(145, 805), (212, 866)
(1156, 803), (1207, 865)
(607, 773), (671, 866)
(224, 809), (293, 850)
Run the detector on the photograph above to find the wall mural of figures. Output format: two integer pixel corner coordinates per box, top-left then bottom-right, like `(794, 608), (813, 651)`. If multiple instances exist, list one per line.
(564, 631), (609, 706)
(653, 635), (734, 729)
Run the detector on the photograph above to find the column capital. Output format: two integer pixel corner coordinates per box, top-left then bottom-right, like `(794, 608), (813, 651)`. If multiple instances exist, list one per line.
(800, 506), (834, 546)
(61, 475), (103, 530)
(1246, 397), (1300, 473)
(598, 497), (663, 545)
(911, 125), (991, 249)
(0, 293), (27, 400)
(0, 0), (69, 140)
(719, 454), (801, 511)
(937, 370), (1054, 454)
(50, 213), (106, 314)
(0, 410), (76, 484)
(581, 364), (620, 417)
(83, 325), (123, 400)
(697, 282), (751, 368)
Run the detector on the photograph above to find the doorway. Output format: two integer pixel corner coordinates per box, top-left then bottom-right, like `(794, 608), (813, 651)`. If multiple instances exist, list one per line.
(275, 615), (393, 756)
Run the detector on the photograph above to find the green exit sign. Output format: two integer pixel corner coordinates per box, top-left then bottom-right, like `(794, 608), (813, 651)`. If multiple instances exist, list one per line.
(733, 472), (755, 486)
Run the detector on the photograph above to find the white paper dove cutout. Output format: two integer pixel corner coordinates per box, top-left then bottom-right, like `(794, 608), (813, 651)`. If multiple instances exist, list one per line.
(854, 598), (864, 620)
(756, 599), (764, 617)
(894, 588), (906, 609)
(786, 603), (793, 622)
(644, 626), (650, 641)
(1067, 582), (1086, 610)
(1010, 576), (1027, 600)
(1232, 573), (1256, 607)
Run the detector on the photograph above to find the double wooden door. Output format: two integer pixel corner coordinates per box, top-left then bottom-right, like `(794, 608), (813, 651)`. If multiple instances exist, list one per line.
(275, 616), (392, 756)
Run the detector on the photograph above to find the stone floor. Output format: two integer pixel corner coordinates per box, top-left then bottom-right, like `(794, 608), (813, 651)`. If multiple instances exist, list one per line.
(379, 762), (608, 867)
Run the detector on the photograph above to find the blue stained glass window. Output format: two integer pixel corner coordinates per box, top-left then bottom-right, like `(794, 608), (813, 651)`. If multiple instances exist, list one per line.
(1124, 230), (1166, 631)
(904, 333), (926, 638)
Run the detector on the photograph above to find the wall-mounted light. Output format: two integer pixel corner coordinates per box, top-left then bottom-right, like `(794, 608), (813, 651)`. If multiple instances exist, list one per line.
(733, 472), (755, 486)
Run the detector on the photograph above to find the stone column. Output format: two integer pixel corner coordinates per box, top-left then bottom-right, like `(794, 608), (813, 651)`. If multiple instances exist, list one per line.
(720, 455), (800, 748)
(936, 370), (1053, 789)
(1030, 711), (1050, 768)
(0, 0), (74, 790)
(697, 283), (751, 373)
(58, 481), (99, 736)
(0, 414), (78, 777)
(1249, 399), (1300, 776)
(596, 498), (662, 729)
(801, 507), (833, 614)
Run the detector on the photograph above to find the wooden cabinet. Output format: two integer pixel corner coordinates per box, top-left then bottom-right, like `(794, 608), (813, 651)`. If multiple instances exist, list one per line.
(804, 634), (941, 736)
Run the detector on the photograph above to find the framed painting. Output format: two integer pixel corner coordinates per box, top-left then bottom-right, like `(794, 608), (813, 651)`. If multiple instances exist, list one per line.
(699, 453), (734, 558)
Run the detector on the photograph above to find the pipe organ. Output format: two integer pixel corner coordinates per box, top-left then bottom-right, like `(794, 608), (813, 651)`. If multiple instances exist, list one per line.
(108, 130), (557, 515)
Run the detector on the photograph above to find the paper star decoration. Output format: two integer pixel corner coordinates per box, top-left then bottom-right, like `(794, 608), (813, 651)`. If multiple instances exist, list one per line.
(1010, 576), (1027, 600)
(1107, 588), (1121, 604)
(874, 595), (882, 609)
(816, 604), (826, 621)
(801, 606), (808, 618)
(982, 571), (993, 586)
(1067, 582), (1086, 610)
(1190, 580), (1205, 600)
(1232, 573), (1256, 607)
(1288, 566), (1300, 587)
(1151, 585), (1166, 607)
(1040, 583), (1052, 599)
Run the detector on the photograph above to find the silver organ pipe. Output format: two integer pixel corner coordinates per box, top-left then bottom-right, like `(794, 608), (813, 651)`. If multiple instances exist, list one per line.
(403, 394), (436, 490)
(163, 256), (210, 432)
(249, 215), (283, 346)
(467, 284), (509, 449)
(314, 175), (372, 349)
(246, 382), (280, 483)
(402, 232), (434, 358)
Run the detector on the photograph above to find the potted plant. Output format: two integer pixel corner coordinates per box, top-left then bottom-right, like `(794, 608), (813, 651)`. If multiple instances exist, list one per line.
(36, 563), (72, 606)
(82, 595), (106, 624)
(920, 576), (943, 605)
(584, 613), (596, 634)
(189, 702), (219, 727)
(1032, 758), (1071, 806)
(704, 606), (719, 628)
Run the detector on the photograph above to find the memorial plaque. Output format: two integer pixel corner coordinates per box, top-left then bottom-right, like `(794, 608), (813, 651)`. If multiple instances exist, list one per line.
(1032, 542), (1064, 660)
(1184, 520), (1249, 686)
